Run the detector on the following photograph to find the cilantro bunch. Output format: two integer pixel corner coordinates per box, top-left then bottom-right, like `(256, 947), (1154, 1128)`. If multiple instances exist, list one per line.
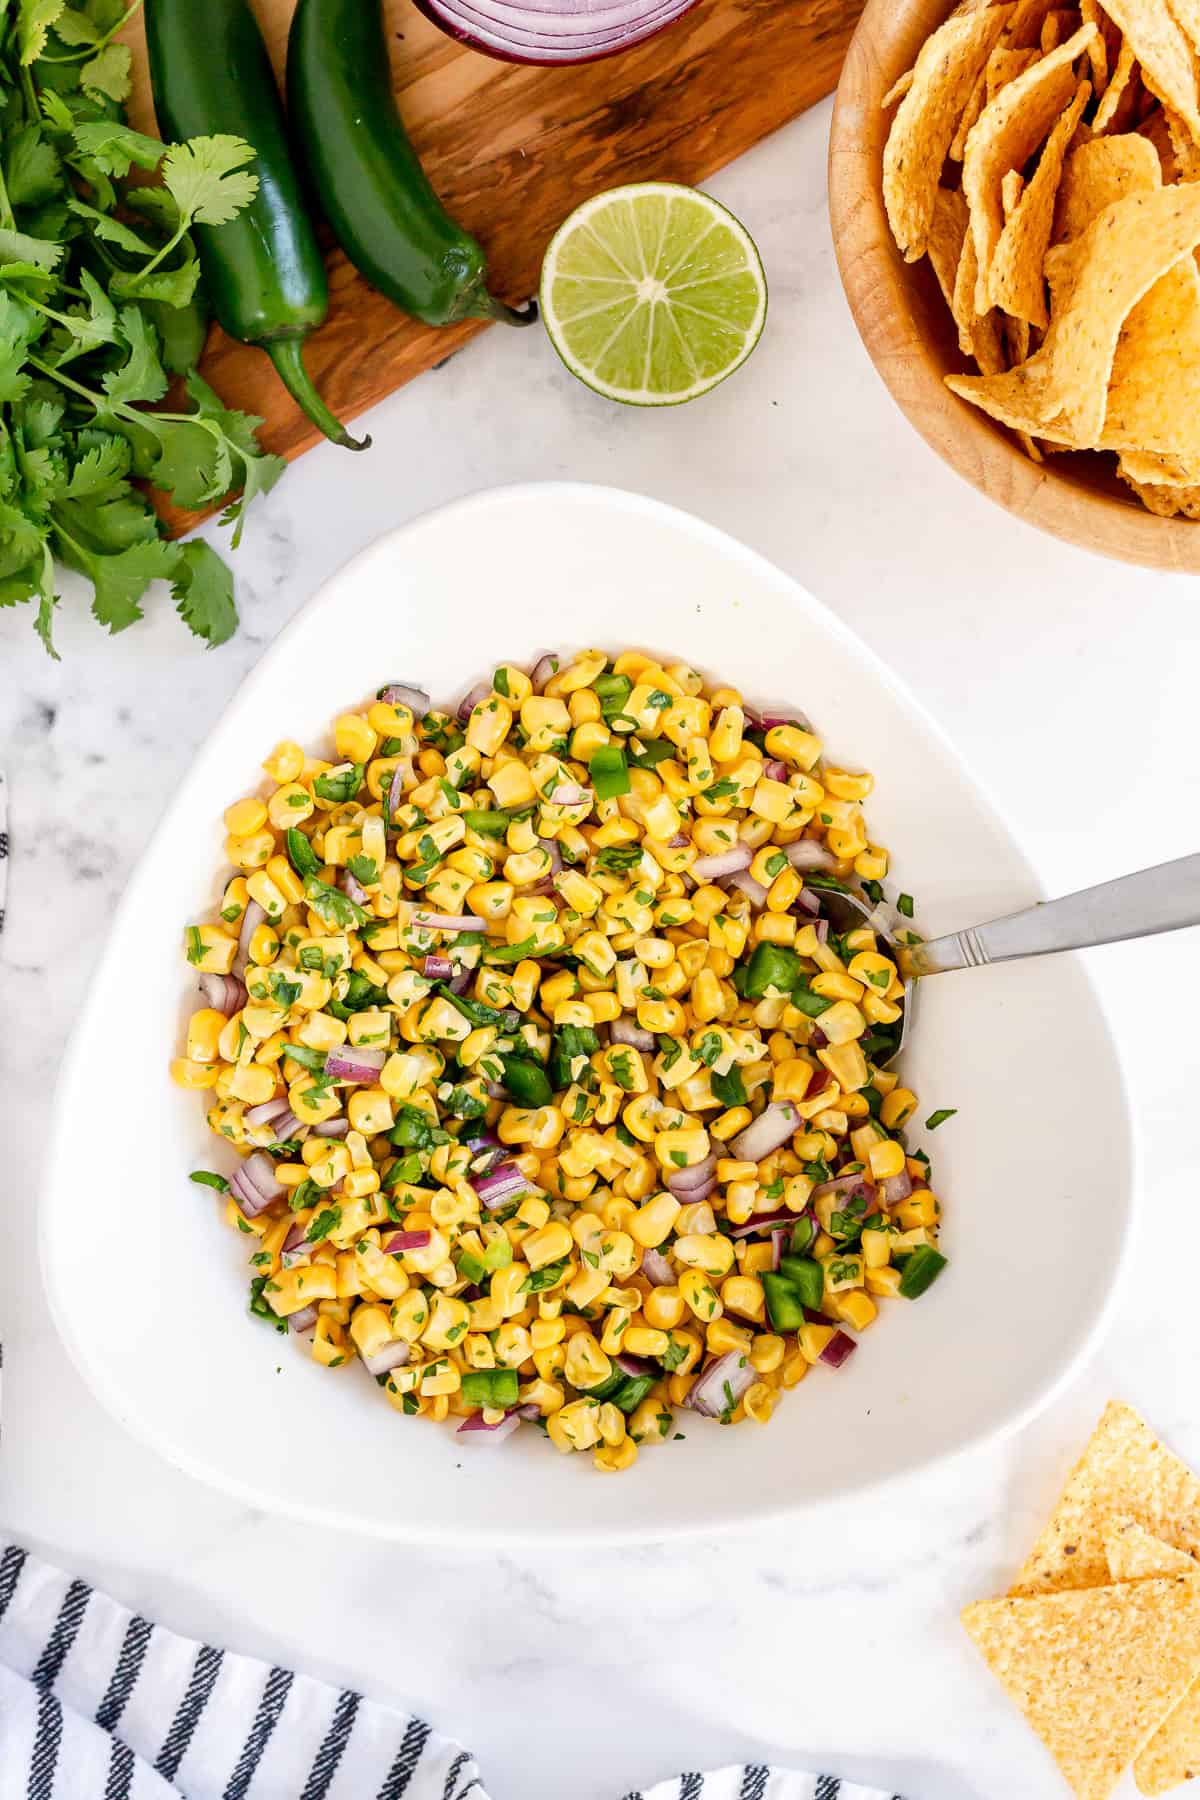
(0, 0), (284, 655)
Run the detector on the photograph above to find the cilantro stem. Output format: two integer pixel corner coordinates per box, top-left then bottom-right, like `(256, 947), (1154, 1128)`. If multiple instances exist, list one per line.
(0, 158), (15, 232)
(37, 0), (145, 62)
(28, 354), (101, 404)
(124, 219), (190, 288)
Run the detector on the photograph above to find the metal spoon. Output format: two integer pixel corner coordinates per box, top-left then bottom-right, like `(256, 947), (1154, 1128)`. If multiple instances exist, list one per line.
(815, 852), (1200, 1065)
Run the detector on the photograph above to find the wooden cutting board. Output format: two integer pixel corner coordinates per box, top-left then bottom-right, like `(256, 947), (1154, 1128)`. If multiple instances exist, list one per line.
(120, 0), (864, 531)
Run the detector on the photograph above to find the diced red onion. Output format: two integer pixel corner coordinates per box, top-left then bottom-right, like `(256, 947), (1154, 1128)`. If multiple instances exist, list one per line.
(819, 1330), (858, 1369)
(486, 1081), (507, 1099)
(611, 1016), (654, 1052)
(761, 714), (803, 731)
(281, 1222), (311, 1269)
(412, 910), (487, 933)
(685, 1350), (758, 1418)
(666, 1154), (717, 1197)
(786, 840), (836, 873)
(614, 1352), (652, 1377)
(538, 836), (563, 874)
(241, 1150), (285, 1202)
(529, 652), (562, 691)
(457, 1410), (523, 1442)
(668, 832), (689, 848)
(448, 966), (472, 995)
(813, 1171), (879, 1212)
(342, 871), (369, 907)
(674, 1175), (716, 1203)
(472, 1163), (531, 1209)
(424, 954), (456, 980)
(770, 1229), (785, 1271)
(724, 869), (768, 908)
(287, 1303), (320, 1332)
(691, 846), (752, 882)
(324, 1045), (386, 1084)
(763, 758), (788, 781)
(879, 1170), (914, 1207)
(794, 887), (822, 917)
(312, 1118), (349, 1137)
(382, 1230), (432, 1253)
(378, 683), (430, 714)
(230, 1166), (273, 1219)
(516, 1402), (542, 1421)
(362, 1339), (412, 1377)
(729, 1101), (801, 1163)
(814, 918), (830, 944)
(270, 1111), (306, 1141)
(640, 1247), (675, 1286)
(548, 782), (590, 808)
(726, 1207), (795, 1238)
(198, 972), (246, 1016)
(457, 681), (493, 724)
(244, 1096), (290, 1127)
(233, 898), (265, 978)
(463, 1129), (500, 1153)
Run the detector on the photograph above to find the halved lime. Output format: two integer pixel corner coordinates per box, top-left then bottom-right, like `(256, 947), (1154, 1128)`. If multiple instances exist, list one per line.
(539, 181), (768, 406)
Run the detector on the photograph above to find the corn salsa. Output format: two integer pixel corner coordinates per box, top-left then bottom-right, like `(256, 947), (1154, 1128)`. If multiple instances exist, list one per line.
(173, 648), (949, 1473)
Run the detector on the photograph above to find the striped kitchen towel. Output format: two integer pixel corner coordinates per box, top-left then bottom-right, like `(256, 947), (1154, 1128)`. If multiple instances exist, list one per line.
(0, 1545), (905, 1800)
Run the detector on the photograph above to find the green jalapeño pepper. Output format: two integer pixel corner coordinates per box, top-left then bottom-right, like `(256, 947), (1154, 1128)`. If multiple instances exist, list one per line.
(286, 0), (536, 329)
(144, 0), (366, 451)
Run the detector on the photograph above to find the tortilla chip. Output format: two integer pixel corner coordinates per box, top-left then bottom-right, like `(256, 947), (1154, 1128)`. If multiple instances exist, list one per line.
(948, 218), (1010, 368)
(1041, 7), (1073, 48)
(963, 22), (1099, 310)
(1094, 0), (1200, 142)
(1054, 131), (1163, 240)
(1001, 168), (1026, 214)
(1122, 474), (1200, 510)
(1012, 1403), (1200, 1596)
(1104, 253), (1200, 452)
(991, 83), (1091, 324)
(1136, 103), (1180, 176)
(882, 68), (916, 109)
(1136, 1679), (1200, 1792)
(987, 45), (1039, 102)
(1119, 445), (1200, 480)
(1163, 103), (1200, 176)
(1080, 0), (1112, 83)
(1093, 33), (1140, 129)
(927, 186), (971, 311)
(1005, 0), (1068, 44)
(963, 1575), (1200, 1800)
(1162, 0), (1200, 56)
(884, 6), (1013, 258)
(951, 183), (1200, 442)
(1105, 1520), (1199, 1579)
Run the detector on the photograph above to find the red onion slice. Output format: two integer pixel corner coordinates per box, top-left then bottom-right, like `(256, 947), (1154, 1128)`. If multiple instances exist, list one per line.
(879, 1170), (914, 1207)
(244, 1096), (290, 1127)
(685, 1350), (757, 1418)
(362, 1339), (412, 1377)
(311, 1118), (349, 1138)
(548, 782), (591, 808)
(412, 911), (488, 933)
(725, 1207), (795, 1239)
(691, 846), (752, 882)
(378, 684), (430, 714)
(424, 954), (456, 981)
(233, 899), (265, 979)
(529, 651), (562, 690)
(241, 1151), (285, 1202)
(457, 1411), (524, 1442)
(819, 1330), (858, 1369)
(786, 840), (836, 873)
(472, 1163), (533, 1210)
(288, 1304), (320, 1333)
(538, 836), (564, 875)
(724, 869), (768, 909)
(388, 762), (412, 818)
(198, 972), (246, 1016)
(666, 1155), (717, 1197)
(342, 871), (369, 907)
(414, 0), (696, 61)
(324, 1046), (386, 1084)
(640, 1248), (675, 1286)
(794, 887), (822, 917)
(729, 1102), (801, 1163)
(230, 1166), (273, 1219)
(813, 1171), (879, 1213)
(281, 1222), (311, 1269)
(770, 1229), (786, 1271)
(611, 1016), (655, 1052)
(763, 758), (788, 782)
(382, 1230), (432, 1253)
(457, 681), (493, 724)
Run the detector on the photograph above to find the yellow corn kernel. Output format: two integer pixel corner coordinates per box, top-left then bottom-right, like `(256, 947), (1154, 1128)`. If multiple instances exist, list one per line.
(266, 1263), (337, 1317)
(224, 796), (268, 838)
(866, 1265), (903, 1299)
(263, 739), (305, 783)
(867, 1139), (906, 1181)
(171, 1057), (219, 1089)
(346, 1087), (395, 1135)
(741, 1381), (775, 1425)
(862, 1227), (891, 1270)
(706, 1316), (752, 1357)
(895, 1190), (939, 1230)
(673, 1233), (735, 1278)
(563, 1330), (611, 1393)
(523, 1220), (573, 1270)
(817, 1041), (869, 1094)
(629, 1191), (681, 1248)
(832, 1289), (878, 1331)
(710, 1106), (752, 1144)
(183, 924), (237, 975)
(880, 1087), (918, 1130)
(225, 828), (275, 871)
(749, 1333), (785, 1374)
(334, 712), (377, 763)
(622, 1324), (669, 1358)
(642, 1285), (686, 1331)
(678, 1268), (722, 1322)
(798, 1322), (835, 1363)
(764, 724), (821, 769)
(720, 1274), (766, 1324)
(185, 1007), (226, 1065)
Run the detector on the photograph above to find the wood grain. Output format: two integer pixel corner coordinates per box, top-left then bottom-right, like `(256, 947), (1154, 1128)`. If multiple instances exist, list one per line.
(120, 0), (864, 534)
(828, 0), (1200, 572)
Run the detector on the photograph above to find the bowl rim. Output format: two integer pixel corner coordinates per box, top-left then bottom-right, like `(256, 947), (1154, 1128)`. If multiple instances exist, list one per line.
(38, 481), (1139, 1543)
(828, 0), (1200, 574)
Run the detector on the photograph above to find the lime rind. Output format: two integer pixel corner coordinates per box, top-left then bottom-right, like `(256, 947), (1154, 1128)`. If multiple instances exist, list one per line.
(539, 181), (768, 407)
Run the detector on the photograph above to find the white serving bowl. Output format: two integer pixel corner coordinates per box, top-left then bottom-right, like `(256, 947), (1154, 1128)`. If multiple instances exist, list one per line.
(40, 484), (1134, 1544)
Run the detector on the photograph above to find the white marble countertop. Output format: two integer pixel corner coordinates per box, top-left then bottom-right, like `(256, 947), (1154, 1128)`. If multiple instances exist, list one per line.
(4, 94), (1200, 1800)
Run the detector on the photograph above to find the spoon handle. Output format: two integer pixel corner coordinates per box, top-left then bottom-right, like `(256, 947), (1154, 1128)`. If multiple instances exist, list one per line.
(904, 852), (1200, 977)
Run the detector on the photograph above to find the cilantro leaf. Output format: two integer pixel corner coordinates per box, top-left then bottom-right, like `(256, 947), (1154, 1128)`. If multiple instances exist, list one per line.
(171, 540), (237, 647)
(101, 305), (167, 406)
(162, 135), (259, 228)
(80, 43), (132, 103)
(72, 535), (178, 634)
(5, 126), (62, 207)
(70, 119), (164, 177)
(19, 0), (66, 65)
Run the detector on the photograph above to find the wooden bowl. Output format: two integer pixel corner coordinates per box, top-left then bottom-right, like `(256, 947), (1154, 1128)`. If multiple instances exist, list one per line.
(828, 0), (1200, 572)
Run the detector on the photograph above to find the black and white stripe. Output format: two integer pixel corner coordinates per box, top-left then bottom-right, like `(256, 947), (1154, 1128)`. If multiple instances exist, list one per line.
(0, 1545), (908, 1800)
